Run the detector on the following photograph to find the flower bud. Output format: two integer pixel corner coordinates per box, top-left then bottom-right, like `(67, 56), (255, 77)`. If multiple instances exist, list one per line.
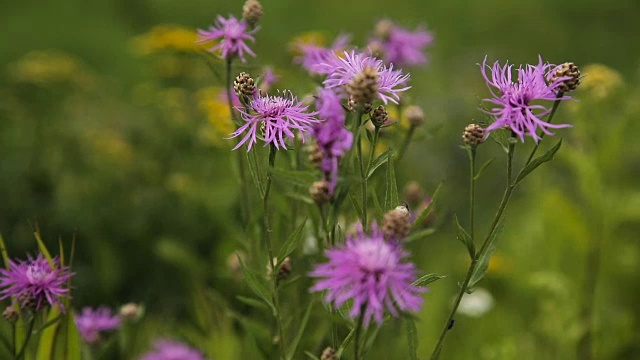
(382, 204), (411, 240)
(3, 306), (18, 323)
(371, 105), (388, 128)
(267, 257), (292, 283)
(551, 62), (581, 93)
(321, 347), (338, 360)
(462, 124), (484, 147)
(306, 142), (324, 169)
(119, 303), (143, 321)
(242, 0), (263, 28)
(309, 180), (331, 204)
(404, 105), (425, 126)
(374, 19), (394, 40)
(346, 66), (379, 106)
(404, 181), (424, 206)
(234, 72), (255, 98)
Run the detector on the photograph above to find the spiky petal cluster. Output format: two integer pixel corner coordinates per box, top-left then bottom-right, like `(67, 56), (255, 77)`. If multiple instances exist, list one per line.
(310, 223), (424, 326)
(313, 88), (353, 194)
(197, 15), (257, 62)
(321, 51), (410, 104)
(140, 339), (206, 360)
(0, 254), (73, 312)
(75, 307), (121, 344)
(372, 20), (434, 67)
(230, 91), (319, 151)
(481, 56), (573, 143)
(294, 34), (351, 75)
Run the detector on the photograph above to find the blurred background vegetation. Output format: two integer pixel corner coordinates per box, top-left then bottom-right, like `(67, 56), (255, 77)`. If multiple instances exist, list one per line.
(1, 0), (639, 358)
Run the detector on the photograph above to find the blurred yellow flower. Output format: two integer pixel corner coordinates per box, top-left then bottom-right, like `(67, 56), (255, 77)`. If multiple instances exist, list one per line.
(8, 50), (96, 90)
(487, 254), (510, 275)
(579, 63), (624, 100)
(197, 87), (235, 147)
(131, 25), (202, 56)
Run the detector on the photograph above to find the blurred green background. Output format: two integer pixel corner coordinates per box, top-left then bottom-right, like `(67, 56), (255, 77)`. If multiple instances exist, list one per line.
(1, 0), (639, 358)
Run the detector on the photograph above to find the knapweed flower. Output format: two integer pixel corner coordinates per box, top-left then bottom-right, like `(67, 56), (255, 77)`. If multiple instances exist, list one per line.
(480, 56), (573, 143)
(0, 254), (73, 311)
(259, 66), (279, 93)
(371, 19), (434, 67)
(310, 224), (424, 326)
(75, 307), (121, 344)
(230, 91), (319, 151)
(197, 15), (257, 62)
(321, 51), (410, 104)
(140, 339), (206, 360)
(293, 34), (351, 75)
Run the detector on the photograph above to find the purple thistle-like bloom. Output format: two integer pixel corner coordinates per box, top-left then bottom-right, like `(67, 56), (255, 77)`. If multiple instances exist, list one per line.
(310, 223), (425, 326)
(0, 254), (73, 312)
(75, 307), (121, 344)
(321, 51), (410, 104)
(230, 91), (320, 151)
(481, 56), (573, 143)
(313, 88), (353, 193)
(259, 66), (279, 92)
(374, 20), (434, 67)
(294, 34), (351, 75)
(140, 339), (206, 360)
(197, 15), (257, 63)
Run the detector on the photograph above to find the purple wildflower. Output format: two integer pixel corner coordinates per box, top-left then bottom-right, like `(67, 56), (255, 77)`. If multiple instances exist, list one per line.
(321, 51), (410, 104)
(230, 91), (319, 151)
(294, 34), (351, 75)
(259, 66), (279, 93)
(373, 20), (434, 67)
(0, 254), (73, 312)
(197, 15), (257, 63)
(481, 56), (573, 143)
(140, 339), (206, 360)
(75, 307), (121, 344)
(313, 88), (352, 194)
(310, 223), (425, 326)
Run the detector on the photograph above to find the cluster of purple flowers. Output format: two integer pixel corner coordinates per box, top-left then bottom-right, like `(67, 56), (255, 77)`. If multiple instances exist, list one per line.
(481, 56), (573, 143)
(369, 19), (434, 67)
(197, 15), (257, 63)
(294, 34), (351, 75)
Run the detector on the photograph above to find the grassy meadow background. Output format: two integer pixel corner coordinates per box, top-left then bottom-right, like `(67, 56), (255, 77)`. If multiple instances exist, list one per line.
(1, 0), (639, 358)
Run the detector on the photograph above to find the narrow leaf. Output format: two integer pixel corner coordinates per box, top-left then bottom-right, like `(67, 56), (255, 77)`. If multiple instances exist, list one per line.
(405, 317), (418, 360)
(412, 273), (446, 287)
(34, 230), (54, 268)
(367, 149), (391, 179)
(336, 327), (356, 357)
(237, 255), (275, 313)
(384, 151), (398, 211)
(278, 220), (308, 266)
(514, 138), (562, 185)
(348, 190), (363, 220)
(286, 301), (314, 360)
(0, 233), (10, 270)
(468, 217), (505, 289)
(246, 150), (265, 198)
(62, 312), (82, 360)
(270, 168), (317, 188)
(402, 228), (436, 243)
(473, 158), (495, 180)
(410, 181), (444, 230)
(36, 307), (61, 360)
(236, 296), (269, 311)
(454, 215), (475, 259)
(304, 351), (320, 360)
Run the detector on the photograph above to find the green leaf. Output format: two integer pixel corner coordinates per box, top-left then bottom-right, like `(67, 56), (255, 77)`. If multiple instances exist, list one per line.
(514, 138), (562, 185)
(336, 326), (356, 357)
(468, 217), (505, 290)
(474, 158), (495, 180)
(286, 301), (314, 360)
(489, 127), (511, 153)
(412, 273), (446, 287)
(0, 233), (10, 270)
(246, 150), (265, 198)
(61, 312), (82, 360)
(270, 168), (317, 188)
(36, 307), (61, 360)
(283, 192), (314, 205)
(384, 151), (398, 211)
(402, 228), (435, 243)
(410, 181), (444, 230)
(304, 351), (320, 360)
(237, 255), (276, 313)
(34, 230), (54, 268)
(404, 317), (418, 360)
(348, 189), (363, 220)
(236, 296), (269, 311)
(369, 186), (384, 219)
(454, 215), (475, 259)
(367, 149), (391, 179)
(278, 220), (308, 263)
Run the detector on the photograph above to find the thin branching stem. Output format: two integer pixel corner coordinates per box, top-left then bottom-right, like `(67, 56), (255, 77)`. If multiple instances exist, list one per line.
(525, 91), (564, 165)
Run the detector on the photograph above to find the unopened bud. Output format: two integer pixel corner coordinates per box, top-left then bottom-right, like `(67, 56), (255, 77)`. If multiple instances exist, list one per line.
(3, 306), (18, 323)
(310, 180), (331, 204)
(382, 204), (411, 240)
(374, 19), (394, 40)
(551, 62), (581, 93)
(119, 303), (143, 321)
(346, 66), (379, 106)
(371, 105), (388, 127)
(404, 181), (424, 206)
(321, 346), (338, 360)
(267, 257), (292, 282)
(462, 124), (484, 147)
(367, 41), (385, 58)
(306, 142), (324, 169)
(242, 0), (263, 28)
(404, 105), (425, 126)
(234, 72), (255, 98)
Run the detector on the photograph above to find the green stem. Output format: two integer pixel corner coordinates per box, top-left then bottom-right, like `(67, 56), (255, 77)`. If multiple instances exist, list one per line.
(398, 124), (417, 161)
(354, 112), (367, 229)
(16, 316), (35, 360)
(263, 145), (286, 360)
(366, 128), (380, 176)
(468, 148), (477, 240)
(354, 312), (365, 360)
(525, 91), (564, 165)
(11, 322), (15, 357)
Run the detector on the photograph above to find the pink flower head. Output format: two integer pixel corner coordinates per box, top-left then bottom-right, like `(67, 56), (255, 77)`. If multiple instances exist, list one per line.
(259, 66), (279, 93)
(75, 306), (121, 344)
(197, 15), (257, 62)
(140, 339), (206, 360)
(481, 56), (573, 143)
(374, 20), (434, 67)
(310, 223), (425, 326)
(0, 254), (73, 312)
(321, 51), (410, 104)
(294, 34), (351, 75)
(230, 91), (320, 151)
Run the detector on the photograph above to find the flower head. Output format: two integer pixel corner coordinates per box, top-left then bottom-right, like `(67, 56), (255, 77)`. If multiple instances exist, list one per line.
(310, 223), (424, 326)
(481, 56), (573, 143)
(0, 254), (73, 312)
(230, 91), (319, 151)
(140, 339), (206, 360)
(197, 15), (257, 62)
(321, 51), (410, 104)
(75, 307), (121, 344)
(372, 20), (434, 67)
(294, 34), (351, 75)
